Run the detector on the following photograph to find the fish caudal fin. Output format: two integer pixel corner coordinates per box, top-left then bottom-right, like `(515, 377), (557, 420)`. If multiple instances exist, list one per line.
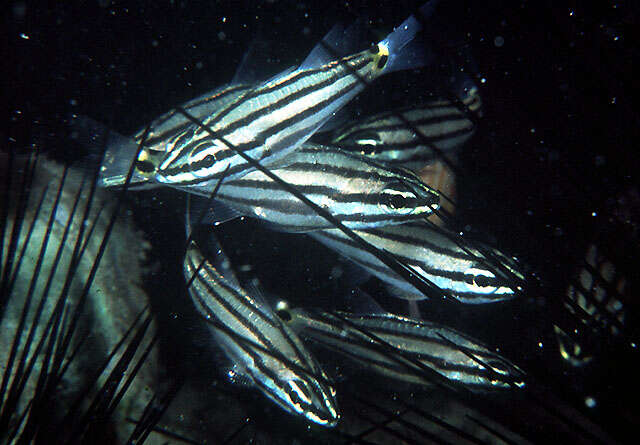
(378, 0), (440, 74)
(68, 114), (156, 188)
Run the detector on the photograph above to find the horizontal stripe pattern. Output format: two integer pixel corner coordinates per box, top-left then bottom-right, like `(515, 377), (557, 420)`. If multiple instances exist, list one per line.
(183, 240), (339, 426)
(133, 84), (252, 151)
(216, 143), (439, 232)
(288, 310), (524, 390)
(153, 49), (387, 187)
(330, 100), (477, 170)
(309, 222), (521, 303)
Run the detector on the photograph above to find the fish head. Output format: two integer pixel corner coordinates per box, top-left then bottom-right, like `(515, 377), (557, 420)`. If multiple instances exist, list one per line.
(475, 353), (526, 389)
(453, 249), (525, 304)
(270, 304), (341, 427)
(266, 368), (340, 427)
(376, 169), (440, 220)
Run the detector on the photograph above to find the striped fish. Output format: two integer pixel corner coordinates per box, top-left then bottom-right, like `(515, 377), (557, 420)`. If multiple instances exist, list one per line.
(309, 222), (523, 303)
(134, 84), (252, 151)
(183, 239), (340, 427)
(213, 143), (440, 232)
(96, 5), (434, 192)
(327, 87), (481, 171)
(554, 243), (628, 367)
(278, 306), (525, 390)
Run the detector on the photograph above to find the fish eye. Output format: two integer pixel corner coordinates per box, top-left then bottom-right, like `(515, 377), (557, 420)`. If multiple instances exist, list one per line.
(348, 130), (383, 154)
(379, 182), (416, 215)
(277, 309), (292, 322)
(386, 194), (407, 210)
(464, 268), (497, 291)
(135, 159), (155, 173)
(369, 43), (380, 54)
(376, 54), (388, 70)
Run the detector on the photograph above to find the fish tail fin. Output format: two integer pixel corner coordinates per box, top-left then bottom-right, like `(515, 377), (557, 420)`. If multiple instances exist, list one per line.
(68, 114), (157, 188)
(378, 0), (441, 74)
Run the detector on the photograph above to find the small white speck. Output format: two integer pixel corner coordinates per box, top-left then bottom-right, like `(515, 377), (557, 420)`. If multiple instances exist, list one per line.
(480, 77), (486, 84)
(20, 33), (29, 40)
(631, 342), (637, 348)
(222, 16), (227, 23)
(538, 342), (543, 348)
(591, 211), (597, 217)
(585, 396), (596, 408)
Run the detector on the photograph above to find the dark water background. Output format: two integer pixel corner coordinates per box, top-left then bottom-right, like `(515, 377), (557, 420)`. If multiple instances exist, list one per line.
(3, 0), (639, 443)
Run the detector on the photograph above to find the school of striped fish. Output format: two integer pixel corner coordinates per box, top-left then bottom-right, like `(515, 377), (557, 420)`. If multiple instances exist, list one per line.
(75, 1), (535, 427)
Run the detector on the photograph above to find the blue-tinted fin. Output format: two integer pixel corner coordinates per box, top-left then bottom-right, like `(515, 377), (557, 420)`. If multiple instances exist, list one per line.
(345, 288), (388, 315)
(300, 24), (346, 70)
(232, 38), (270, 85)
(407, 299), (422, 319)
(68, 114), (152, 188)
(189, 197), (244, 228)
(385, 283), (428, 301)
(300, 17), (367, 70)
(315, 105), (352, 134)
(378, 0), (441, 74)
(232, 38), (297, 85)
(337, 259), (372, 288)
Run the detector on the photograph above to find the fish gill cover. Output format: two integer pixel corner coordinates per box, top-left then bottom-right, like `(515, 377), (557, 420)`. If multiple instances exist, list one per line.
(2, 0), (639, 444)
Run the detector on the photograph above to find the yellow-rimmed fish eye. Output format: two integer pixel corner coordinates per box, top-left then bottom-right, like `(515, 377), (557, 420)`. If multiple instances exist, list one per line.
(376, 54), (388, 70)
(135, 159), (155, 173)
(277, 309), (292, 322)
(374, 42), (390, 70)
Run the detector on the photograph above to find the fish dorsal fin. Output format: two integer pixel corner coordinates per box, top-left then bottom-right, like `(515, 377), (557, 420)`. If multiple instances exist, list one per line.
(232, 37), (272, 85)
(232, 37), (297, 85)
(300, 17), (366, 70)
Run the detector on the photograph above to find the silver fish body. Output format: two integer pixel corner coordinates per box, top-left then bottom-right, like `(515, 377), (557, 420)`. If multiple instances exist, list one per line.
(215, 143), (440, 232)
(133, 84), (252, 154)
(309, 222), (523, 303)
(183, 240), (339, 427)
(329, 89), (481, 171)
(117, 11), (428, 193)
(280, 308), (525, 390)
